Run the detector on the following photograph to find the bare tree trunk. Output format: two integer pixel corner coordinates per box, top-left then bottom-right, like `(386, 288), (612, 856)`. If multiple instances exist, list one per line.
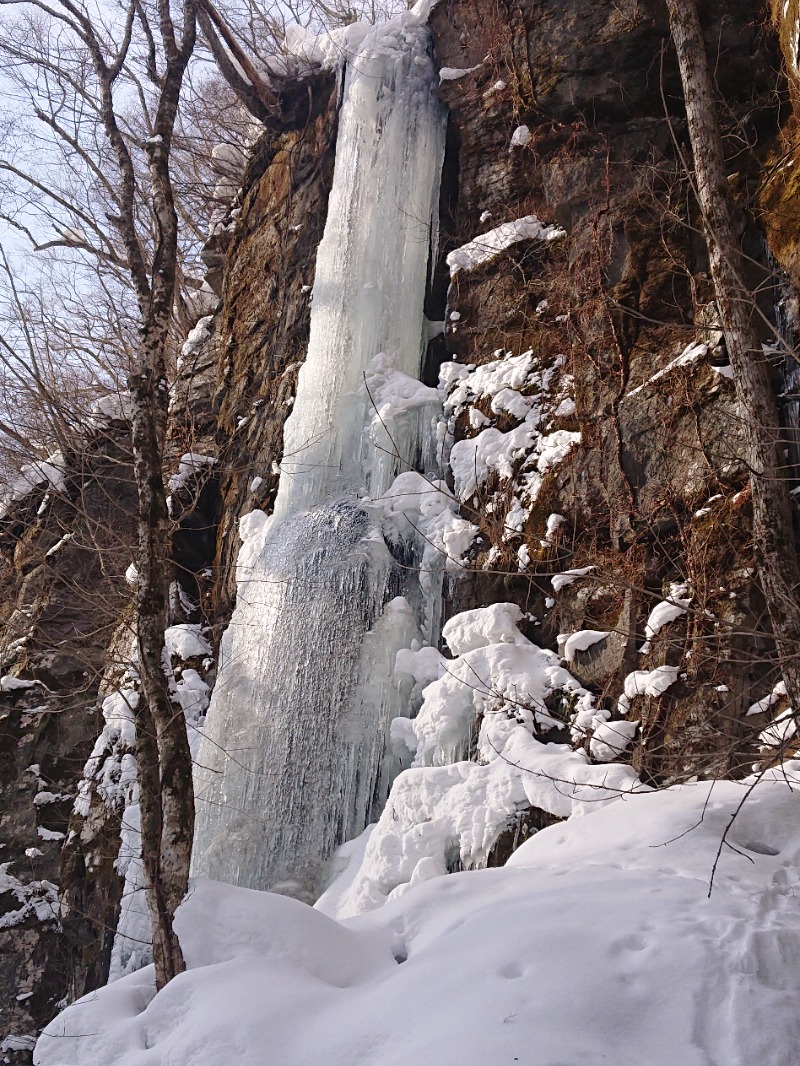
(96, 0), (198, 991)
(666, 0), (800, 712)
(130, 323), (195, 988)
(127, 12), (198, 990)
(1, 0), (202, 992)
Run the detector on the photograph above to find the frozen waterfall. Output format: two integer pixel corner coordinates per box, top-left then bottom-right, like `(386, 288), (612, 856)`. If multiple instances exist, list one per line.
(192, 15), (446, 899)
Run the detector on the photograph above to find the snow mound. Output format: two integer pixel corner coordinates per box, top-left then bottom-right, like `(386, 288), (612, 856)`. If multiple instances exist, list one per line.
(36, 767), (800, 1066)
(441, 601), (526, 654)
(619, 665), (680, 713)
(164, 625), (211, 661)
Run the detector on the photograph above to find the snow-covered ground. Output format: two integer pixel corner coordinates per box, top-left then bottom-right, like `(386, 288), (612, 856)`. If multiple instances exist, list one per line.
(36, 764), (800, 1066)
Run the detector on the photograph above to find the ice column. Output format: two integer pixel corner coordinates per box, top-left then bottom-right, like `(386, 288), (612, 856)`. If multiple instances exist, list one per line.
(273, 18), (445, 517)
(192, 16), (446, 899)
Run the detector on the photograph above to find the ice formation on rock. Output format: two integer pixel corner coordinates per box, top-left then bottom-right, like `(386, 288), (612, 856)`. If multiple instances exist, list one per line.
(192, 15), (446, 898)
(320, 603), (642, 917)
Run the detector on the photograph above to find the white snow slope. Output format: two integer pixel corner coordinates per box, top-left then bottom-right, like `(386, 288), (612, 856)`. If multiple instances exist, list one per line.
(37, 765), (800, 1066)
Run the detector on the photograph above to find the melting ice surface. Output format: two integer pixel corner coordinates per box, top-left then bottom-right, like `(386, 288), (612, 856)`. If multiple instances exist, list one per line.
(192, 14), (446, 898)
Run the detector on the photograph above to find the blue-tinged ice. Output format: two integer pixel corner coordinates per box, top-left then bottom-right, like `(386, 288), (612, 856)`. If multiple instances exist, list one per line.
(192, 15), (446, 898)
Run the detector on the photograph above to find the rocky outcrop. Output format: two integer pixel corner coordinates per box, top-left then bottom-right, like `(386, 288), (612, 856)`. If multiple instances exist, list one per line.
(431, 0), (789, 785)
(209, 72), (338, 619)
(0, 415), (137, 1060)
(760, 2), (800, 288)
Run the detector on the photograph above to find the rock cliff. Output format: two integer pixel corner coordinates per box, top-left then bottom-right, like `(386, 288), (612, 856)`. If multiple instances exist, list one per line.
(1, 0), (799, 1058)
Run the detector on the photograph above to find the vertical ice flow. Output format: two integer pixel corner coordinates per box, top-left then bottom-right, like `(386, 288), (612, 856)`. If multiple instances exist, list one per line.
(274, 17), (445, 517)
(192, 17), (446, 899)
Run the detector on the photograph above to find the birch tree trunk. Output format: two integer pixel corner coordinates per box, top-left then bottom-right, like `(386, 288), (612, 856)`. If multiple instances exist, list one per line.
(130, 323), (195, 989)
(666, 0), (800, 713)
(127, 12), (198, 990)
(78, 0), (198, 990)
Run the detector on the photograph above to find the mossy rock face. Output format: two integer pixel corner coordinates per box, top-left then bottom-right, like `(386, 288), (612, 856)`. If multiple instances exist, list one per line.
(759, 114), (800, 289)
(760, 2), (800, 284)
(209, 73), (339, 619)
(772, 0), (800, 104)
(561, 588), (636, 691)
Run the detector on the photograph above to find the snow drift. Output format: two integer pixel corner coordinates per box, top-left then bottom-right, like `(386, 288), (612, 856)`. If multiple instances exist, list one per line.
(36, 766), (800, 1066)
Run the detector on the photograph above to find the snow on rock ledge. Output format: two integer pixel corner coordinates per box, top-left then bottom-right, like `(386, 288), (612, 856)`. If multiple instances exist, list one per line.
(551, 565), (595, 593)
(167, 453), (217, 493)
(560, 629), (609, 663)
(618, 665), (681, 714)
(441, 601), (527, 655)
(0, 452), (66, 519)
(164, 624), (212, 661)
(325, 605), (642, 917)
(639, 582), (692, 654)
(446, 215), (566, 276)
(441, 348), (579, 513)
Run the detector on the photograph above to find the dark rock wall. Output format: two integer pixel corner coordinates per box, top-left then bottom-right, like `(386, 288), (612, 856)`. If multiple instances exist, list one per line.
(431, 0), (790, 785)
(0, 418), (137, 1060)
(209, 73), (338, 621)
